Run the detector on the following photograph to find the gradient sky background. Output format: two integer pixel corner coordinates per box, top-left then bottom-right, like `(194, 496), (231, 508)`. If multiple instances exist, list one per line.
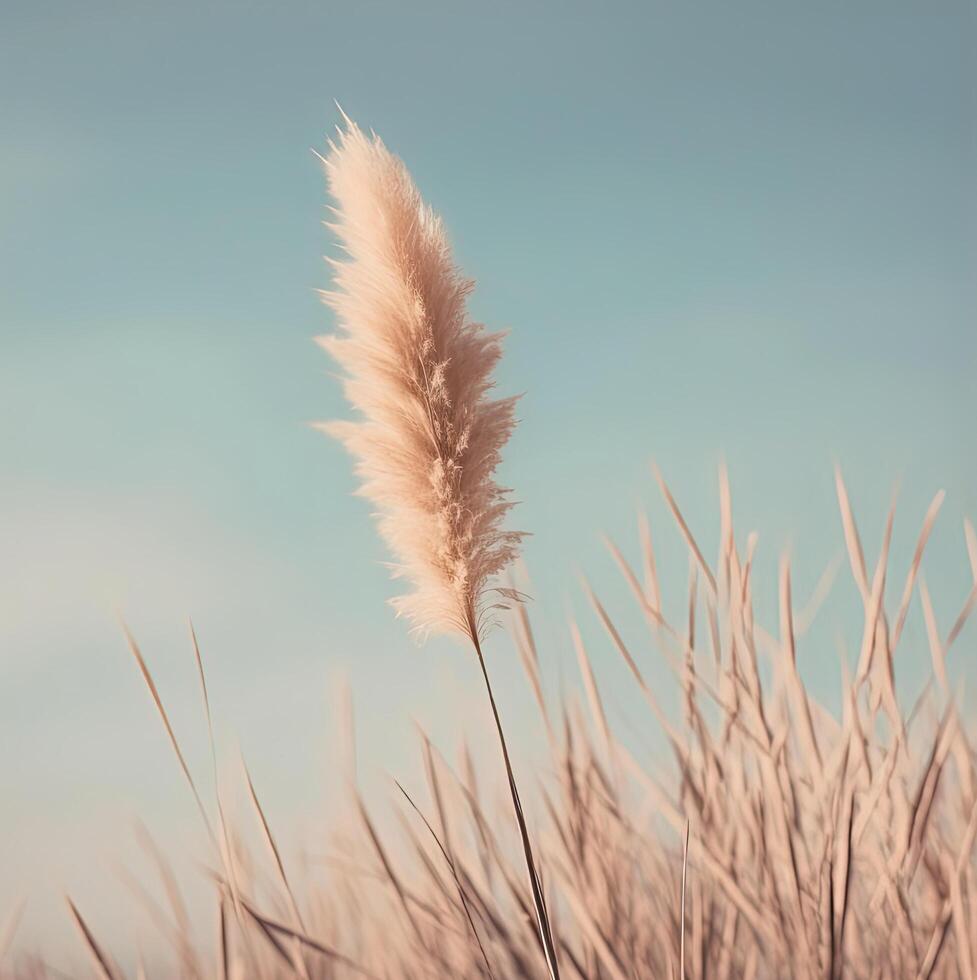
(2, 0), (975, 965)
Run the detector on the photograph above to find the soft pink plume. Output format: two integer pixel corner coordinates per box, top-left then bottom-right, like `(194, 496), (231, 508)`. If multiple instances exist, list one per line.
(317, 119), (523, 640)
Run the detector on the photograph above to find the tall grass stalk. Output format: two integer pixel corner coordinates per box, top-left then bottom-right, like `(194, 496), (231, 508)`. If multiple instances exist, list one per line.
(314, 115), (559, 978)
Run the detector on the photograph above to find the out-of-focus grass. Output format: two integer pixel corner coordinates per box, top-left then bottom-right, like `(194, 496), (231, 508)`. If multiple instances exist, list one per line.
(3, 467), (975, 979)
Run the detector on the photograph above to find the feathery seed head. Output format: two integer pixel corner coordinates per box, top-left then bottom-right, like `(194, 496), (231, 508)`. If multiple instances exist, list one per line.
(317, 120), (523, 641)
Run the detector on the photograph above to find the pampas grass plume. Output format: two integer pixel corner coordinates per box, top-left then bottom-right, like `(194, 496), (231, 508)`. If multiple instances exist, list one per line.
(316, 117), (523, 642)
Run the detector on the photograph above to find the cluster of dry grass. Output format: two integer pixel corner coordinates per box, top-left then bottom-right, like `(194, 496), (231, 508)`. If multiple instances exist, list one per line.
(3, 468), (975, 979)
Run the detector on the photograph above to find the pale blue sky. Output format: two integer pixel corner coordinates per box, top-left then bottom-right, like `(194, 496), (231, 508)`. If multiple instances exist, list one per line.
(1, 0), (975, 963)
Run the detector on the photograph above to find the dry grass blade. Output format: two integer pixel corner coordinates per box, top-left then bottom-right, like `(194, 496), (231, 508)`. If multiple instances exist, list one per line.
(242, 757), (310, 979)
(653, 464), (717, 597)
(834, 466), (870, 600)
(851, 506), (894, 690)
(512, 593), (554, 742)
(242, 759), (305, 930)
(946, 584), (977, 651)
(65, 899), (118, 980)
(780, 556), (822, 771)
(966, 519), (977, 582)
(833, 794), (856, 980)
(638, 509), (662, 613)
(395, 779), (496, 979)
(124, 626), (218, 850)
(891, 491), (945, 648)
(582, 577), (686, 748)
(919, 578), (950, 695)
(235, 893), (382, 979)
(570, 618), (612, 756)
(188, 623), (262, 969)
(680, 820), (690, 980)
(216, 893), (228, 980)
(603, 534), (666, 631)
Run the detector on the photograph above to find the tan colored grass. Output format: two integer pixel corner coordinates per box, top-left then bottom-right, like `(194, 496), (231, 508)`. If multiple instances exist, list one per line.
(3, 467), (971, 979)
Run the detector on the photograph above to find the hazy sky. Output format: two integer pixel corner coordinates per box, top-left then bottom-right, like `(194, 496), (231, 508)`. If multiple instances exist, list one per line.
(2, 0), (975, 963)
